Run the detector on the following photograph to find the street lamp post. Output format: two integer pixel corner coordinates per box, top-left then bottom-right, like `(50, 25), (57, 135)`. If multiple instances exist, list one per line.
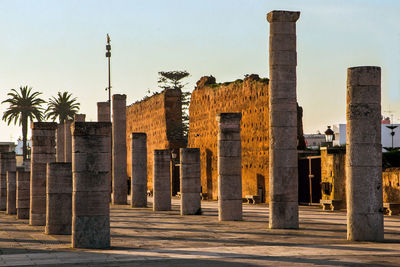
(106, 34), (112, 106)
(324, 126), (334, 148)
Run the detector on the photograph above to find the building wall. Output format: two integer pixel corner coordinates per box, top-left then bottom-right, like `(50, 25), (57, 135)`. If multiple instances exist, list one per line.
(383, 168), (400, 203)
(126, 89), (185, 190)
(188, 75), (269, 200)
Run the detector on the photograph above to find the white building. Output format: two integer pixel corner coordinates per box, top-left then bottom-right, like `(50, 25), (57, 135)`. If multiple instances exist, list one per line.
(332, 123), (400, 151)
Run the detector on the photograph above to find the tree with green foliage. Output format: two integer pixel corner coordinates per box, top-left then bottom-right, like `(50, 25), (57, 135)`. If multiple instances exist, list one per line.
(2, 86), (45, 160)
(158, 71), (191, 143)
(45, 91), (80, 124)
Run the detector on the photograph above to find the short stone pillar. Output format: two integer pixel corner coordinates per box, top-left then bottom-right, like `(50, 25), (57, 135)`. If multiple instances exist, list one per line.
(45, 162), (72, 235)
(72, 122), (111, 248)
(217, 113), (242, 221)
(346, 66), (383, 241)
(16, 168), (30, 219)
(97, 102), (111, 122)
(112, 94), (127, 204)
(0, 152), (16, 211)
(180, 148), (201, 215)
(131, 133), (147, 208)
(64, 120), (72, 162)
(30, 122), (57, 226)
(153, 149), (171, 211)
(267, 10), (300, 229)
(74, 114), (86, 122)
(56, 123), (65, 162)
(6, 171), (16, 215)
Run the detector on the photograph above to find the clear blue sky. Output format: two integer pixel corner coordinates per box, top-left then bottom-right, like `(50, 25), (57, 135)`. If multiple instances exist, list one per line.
(0, 0), (399, 141)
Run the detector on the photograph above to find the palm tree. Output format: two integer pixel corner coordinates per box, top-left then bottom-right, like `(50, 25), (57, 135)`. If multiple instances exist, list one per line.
(2, 86), (45, 160)
(45, 91), (80, 123)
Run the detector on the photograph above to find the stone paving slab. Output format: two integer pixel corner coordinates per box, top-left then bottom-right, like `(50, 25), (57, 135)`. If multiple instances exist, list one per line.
(0, 198), (398, 266)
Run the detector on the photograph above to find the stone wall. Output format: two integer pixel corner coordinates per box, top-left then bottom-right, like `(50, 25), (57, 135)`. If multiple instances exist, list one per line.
(188, 75), (269, 200)
(126, 89), (185, 190)
(383, 168), (400, 203)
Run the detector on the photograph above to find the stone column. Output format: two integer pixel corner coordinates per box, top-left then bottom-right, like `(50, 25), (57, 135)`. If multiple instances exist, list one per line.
(72, 122), (111, 248)
(346, 66), (383, 241)
(64, 120), (72, 162)
(97, 102), (111, 122)
(45, 162), (72, 235)
(30, 122), (57, 226)
(56, 123), (65, 162)
(267, 10), (300, 229)
(0, 152), (16, 211)
(180, 148), (201, 215)
(112, 94), (127, 204)
(217, 113), (242, 221)
(153, 149), (171, 211)
(74, 114), (86, 122)
(131, 133), (147, 208)
(6, 171), (16, 215)
(16, 168), (30, 219)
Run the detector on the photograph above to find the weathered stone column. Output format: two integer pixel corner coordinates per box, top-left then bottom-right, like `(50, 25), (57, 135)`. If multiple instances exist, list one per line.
(6, 171), (16, 215)
(112, 94), (127, 204)
(56, 123), (65, 162)
(64, 120), (72, 162)
(30, 122), (57, 226)
(217, 113), (242, 221)
(72, 122), (111, 248)
(16, 168), (30, 219)
(153, 149), (171, 211)
(180, 148), (201, 215)
(267, 10), (300, 229)
(346, 66), (383, 241)
(97, 102), (111, 122)
(0, 152), (16, 211)
(131, 133), (147, 208)
(45, 162), (72, 235)
(74, 114), (86, 122)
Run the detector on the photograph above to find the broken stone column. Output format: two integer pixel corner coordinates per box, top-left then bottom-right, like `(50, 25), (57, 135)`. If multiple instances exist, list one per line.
(45, 162), (72, 235)
(72, 122), (111, 248)
(217, 113), (242, 221)
(16, 168), (30, 219)
(74, 114), (86, 122)
(30, 122), (57, 226)
(153, 149), (171, 211)
(56, 123), (65, 162)
(112, 94), (127, 204)
(6, 171), (16, 215)
(97, 102), (111, 122)
(346, 66), (383, 241)
(131, 133), (147, 208)
(64, 120), (72, 162)
(180, 148), (201, 215)
(0, 152), (16, 211)
(267, 10), (300, 229)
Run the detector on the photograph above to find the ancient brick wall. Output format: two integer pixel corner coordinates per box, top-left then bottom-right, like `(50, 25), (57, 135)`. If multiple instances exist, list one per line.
(383, 168), (400, 203)
(188, 75), (269, 201)
(126, 89), (185, 190)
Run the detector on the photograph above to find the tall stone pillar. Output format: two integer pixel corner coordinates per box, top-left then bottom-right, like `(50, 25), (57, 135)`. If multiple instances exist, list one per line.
(30, 122), (57, 226)
(112, 94), (127, 204)
(217, 113), (242, 221)
(16, 168), (30, 219)
(74, 114), (86, 122)
(131, 133), (147, 208)
(6, 171), (16, 215)
(56, 123), (65, 162)
(346, 66), (383, 241)
(153, 149), (171, 211)
(64, 120), (72, 162)
(45, 162), (72, 235)
(97, 102), (111, 122)
(267, 10), (300, 229)
(0, 152), (16, 211)
(180, 148), (201, 215)
(72, 122), (111, 248)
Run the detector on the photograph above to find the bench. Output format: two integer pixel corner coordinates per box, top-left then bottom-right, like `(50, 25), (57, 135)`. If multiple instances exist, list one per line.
(245, 195), (261, 204)
(383, 203), (400, 216)
(320, 199), (343, 211)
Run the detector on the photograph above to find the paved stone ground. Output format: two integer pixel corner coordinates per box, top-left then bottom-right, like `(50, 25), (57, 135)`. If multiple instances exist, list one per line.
(0, 198), (399, 266)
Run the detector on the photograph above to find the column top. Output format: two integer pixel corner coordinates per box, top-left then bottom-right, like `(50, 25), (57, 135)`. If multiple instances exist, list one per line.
(216, 113), (242, 123)
(31, 122), (58, 130)
(74, 114), (86, 122)
(97, 102), (110, 107)
(347, 66), (381, 87)
(267, 10), (300, 22)
(72, 122), (111, 136)
(112, 94), (127, 100)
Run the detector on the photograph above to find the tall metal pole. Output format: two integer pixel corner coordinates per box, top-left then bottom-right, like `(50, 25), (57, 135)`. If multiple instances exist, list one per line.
(106, 34), (113, 202)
